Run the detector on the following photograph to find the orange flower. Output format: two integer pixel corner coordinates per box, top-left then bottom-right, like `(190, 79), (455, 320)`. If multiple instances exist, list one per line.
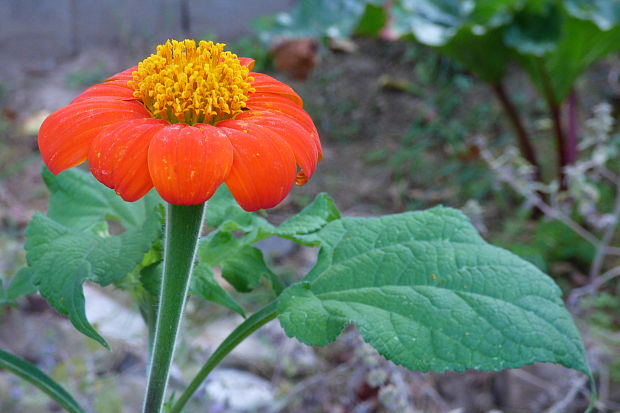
(39, 40), (322, 211)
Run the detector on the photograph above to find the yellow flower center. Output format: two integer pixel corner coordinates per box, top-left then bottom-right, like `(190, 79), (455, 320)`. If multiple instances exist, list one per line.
(129, 39), (255, 124)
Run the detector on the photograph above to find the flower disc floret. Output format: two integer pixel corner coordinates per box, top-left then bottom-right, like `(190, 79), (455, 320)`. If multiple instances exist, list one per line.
(130, 40), (255, 124)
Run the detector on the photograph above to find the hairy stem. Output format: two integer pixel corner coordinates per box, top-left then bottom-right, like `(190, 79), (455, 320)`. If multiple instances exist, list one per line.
(142, 203), (206, 413)
(169, 301), (278, 413)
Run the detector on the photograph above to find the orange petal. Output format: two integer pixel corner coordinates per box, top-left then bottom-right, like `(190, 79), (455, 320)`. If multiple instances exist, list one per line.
(148, 124), (234, 205)
(222, 111), (319, 184)
(218, 125), (297, 211)
(239, 57), (256, 71)
(107, 66), (137, 81)
(250, 73), (303, 107)
(72, 83), (135, 103)
(246, 94), (322, 156)
(88, 118), (167, 201)
(39, 100), (150, 174)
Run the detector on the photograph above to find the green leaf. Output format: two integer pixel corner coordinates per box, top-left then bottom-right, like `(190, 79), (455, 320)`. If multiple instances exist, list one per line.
(7, 267), (37, 300)
(508, 2), (620, 103)
(391, 0), (518, 83)
(565, 0), (620, 30)
(43, 166), (161, 232)
(504, 2), (562, 56)
(438, 27), (510, 83)
(199, 192), (340, 294)
(355, 3), (388, 37)
(278, 207), (589, 375)
(140, 262), (162, 299)
(199, 231), (241, 264)
(220, 246), (276, 293)
(391, 0), (518, 46)
(206, 186), (274, 236)
(0, 348), (86, 413)
(262, 0), (385, 40)
(190, 263), (245, 317)
(275, 193), (341, 243)
(25, 211), (161, 348)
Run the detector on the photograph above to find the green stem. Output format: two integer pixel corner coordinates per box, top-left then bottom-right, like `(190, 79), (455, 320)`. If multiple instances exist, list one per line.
(138, 292), (158, 357)
(142, 203), (206, 413)
(169, 301), (279, 413)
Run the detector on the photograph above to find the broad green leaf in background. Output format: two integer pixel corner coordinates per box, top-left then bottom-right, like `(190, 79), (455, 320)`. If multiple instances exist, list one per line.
(391, 0), (518, 83)
(24, 211), (161, 348)
(515, 15), (620, 103)
(437, 27), (510, 83)
(259, 0), (386, 41)
(278, 207), (590, 375)
(565, 0), (620, 31)
(42, 167), (161, 232)
(391, 0), (518, 46)
(504, 2), (562, 56)
(354, 3), (388, 37)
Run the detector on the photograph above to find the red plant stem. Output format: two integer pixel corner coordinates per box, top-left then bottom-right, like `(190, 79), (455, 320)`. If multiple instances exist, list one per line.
(536, 59), (568, 190)
(549, 103), (567, 190)
(492, 82), (542, 182)
(566, 89), (579, 166)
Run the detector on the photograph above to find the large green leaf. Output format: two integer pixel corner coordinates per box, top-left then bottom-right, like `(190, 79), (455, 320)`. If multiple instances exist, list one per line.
(278, 207), (589, 375)
(504, 2), (562, 56)
(25, 211), (161, 348)
(42, 166), (161, 232)
(565, 0), (620, 30)
(391, 0), (518, 45)
(0, 348), (86, 413)
(515, 15), (620, 103)
(391, 0), (519, 83)
(260, 0), (386, 41)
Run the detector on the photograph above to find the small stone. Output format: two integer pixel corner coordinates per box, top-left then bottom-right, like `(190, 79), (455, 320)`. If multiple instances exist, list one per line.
(203, 368), (276, 412)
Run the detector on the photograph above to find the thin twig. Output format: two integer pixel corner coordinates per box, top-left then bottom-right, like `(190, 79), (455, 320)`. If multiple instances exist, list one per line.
(589, 181), (620, 280)
(267, 362), (354, 413)
(599, 167), (620, 184)
(568, 265), (620, 309)
(527, 194), (600, 247)
(545, 375), (587, 413)
(510, 369), (554, 391)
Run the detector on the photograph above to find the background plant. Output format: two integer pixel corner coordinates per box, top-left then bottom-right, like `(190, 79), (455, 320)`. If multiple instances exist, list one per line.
(261, 0), (620, 188)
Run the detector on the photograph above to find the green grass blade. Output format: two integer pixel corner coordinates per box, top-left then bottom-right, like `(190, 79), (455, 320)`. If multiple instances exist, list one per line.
(0, 348), (85, 413)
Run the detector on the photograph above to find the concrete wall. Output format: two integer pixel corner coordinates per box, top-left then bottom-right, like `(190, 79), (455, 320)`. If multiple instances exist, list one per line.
(0, 0), (294, 64)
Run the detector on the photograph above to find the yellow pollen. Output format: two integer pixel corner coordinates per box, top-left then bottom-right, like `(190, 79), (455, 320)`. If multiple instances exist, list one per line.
(129, 39), (255, 124)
